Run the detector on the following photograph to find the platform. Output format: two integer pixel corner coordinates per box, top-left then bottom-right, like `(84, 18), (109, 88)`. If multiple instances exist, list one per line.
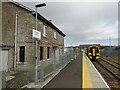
(43, 53), (82, 88)
(82, 52), (110, 89)
(25, 52), (111, 89)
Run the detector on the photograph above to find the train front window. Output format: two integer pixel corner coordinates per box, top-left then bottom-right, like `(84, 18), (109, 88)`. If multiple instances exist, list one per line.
(96, 48), (99, 53)
(89, 48), (92, 53)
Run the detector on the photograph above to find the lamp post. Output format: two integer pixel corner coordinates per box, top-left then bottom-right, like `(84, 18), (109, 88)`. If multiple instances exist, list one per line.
(34, 3), (46, 84)
(70, 41), (74, 61)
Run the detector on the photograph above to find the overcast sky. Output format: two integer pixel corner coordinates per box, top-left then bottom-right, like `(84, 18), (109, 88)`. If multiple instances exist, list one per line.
(14, 0), (118, 46)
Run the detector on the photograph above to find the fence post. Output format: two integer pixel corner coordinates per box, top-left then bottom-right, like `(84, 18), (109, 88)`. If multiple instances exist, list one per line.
(0, 71), (2, 89)
(67, 53), (69, 64)
(41, 60), (44, 83)
(54, 55), (56, 72)
(60, 55), (63, 69)
(2, 71), (6, 88)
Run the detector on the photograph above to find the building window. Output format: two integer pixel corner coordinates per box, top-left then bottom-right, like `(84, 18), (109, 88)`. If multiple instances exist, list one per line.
(40, 47), (43, 60)
(47, 47), (50, 59)
(43, 25), (48, 37)
(54, 32), (57, 39)
(19, 46), (25, 62)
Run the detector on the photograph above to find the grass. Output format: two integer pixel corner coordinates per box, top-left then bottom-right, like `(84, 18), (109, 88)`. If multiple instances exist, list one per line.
(101, 55), (119, 64)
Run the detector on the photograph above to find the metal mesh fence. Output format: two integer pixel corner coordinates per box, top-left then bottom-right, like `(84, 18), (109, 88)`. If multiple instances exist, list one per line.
(101, 47), (119, 57)
(4, 51), (74, 89)
(100, 47), (119, 63)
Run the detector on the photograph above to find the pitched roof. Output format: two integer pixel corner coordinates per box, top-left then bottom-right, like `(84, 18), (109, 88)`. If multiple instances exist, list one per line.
(9, 1), (66, 37)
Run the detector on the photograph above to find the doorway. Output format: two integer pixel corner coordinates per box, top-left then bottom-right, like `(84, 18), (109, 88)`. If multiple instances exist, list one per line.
(2, 50), (8, 72)
(53, 47), (59, 60)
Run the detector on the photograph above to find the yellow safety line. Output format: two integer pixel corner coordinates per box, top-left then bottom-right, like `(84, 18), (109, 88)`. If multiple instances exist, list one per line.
(82, 52), (85, 88)
(82, 52), (93, 88)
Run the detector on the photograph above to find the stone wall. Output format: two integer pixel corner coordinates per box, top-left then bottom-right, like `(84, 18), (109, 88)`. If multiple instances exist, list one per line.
(0, 1), (2, 45)
(0, 1), (2, 90)
(2, 2), (65, 68)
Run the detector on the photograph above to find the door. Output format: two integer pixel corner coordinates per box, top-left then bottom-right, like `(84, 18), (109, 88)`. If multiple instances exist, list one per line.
(19, 46), (25, 62)
(55, 49), (59, 60)
(53, 47), (59, 60)
(2, 50), (8, 72)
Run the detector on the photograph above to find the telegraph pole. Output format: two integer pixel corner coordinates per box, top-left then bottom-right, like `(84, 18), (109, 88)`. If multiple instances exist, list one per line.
(109, 37), (111, 47)
(109, 37), (112, 59)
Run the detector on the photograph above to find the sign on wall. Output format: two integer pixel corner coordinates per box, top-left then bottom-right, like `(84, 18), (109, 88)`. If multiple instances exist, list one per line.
(32, 29), (41, 40)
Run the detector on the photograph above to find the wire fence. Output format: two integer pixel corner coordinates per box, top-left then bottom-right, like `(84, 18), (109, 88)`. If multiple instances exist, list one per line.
(3, 51), (74, 89)
(101, 47), (119, 57)
(100, 47), (119, 63)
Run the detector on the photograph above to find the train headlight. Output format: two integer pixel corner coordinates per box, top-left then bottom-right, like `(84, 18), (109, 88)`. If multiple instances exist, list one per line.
(89, 53), (92, 55)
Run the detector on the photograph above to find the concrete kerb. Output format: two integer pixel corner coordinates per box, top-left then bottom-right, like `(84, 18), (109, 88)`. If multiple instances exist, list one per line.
(21, 61), (71, 89)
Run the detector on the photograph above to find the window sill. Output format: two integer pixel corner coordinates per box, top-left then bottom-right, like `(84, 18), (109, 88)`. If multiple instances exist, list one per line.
(17, 62), (27, 65)
(47, 58), (51, 60)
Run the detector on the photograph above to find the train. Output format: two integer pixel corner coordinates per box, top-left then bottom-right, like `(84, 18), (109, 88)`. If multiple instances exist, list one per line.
(86, 46), (100, 61)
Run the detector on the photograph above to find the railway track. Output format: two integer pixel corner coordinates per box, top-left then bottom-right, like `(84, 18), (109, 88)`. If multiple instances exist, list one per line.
(99, 58), (120, 80)
(93, 59), (120, 89)
(101, 57), (120, 69)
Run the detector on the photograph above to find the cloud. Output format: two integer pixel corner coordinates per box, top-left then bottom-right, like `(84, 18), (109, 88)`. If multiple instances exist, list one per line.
(17, 1), (118, 46)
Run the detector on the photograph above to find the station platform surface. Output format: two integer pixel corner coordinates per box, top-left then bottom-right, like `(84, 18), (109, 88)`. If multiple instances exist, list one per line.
(43, 53), (82, 88)
(42, 52), (110, 89)
(82, 52), (110, 89)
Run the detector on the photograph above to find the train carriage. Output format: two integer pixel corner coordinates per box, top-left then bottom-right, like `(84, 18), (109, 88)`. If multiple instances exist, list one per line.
(87, 46), (100, 61)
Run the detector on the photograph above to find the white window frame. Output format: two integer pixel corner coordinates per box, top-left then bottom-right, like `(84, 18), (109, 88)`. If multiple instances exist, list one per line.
(54, 32), (57, 39)
(43, 25), (48, 37)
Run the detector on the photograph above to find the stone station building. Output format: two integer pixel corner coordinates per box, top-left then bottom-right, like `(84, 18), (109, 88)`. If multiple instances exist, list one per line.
(0, 1), (65, 71)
